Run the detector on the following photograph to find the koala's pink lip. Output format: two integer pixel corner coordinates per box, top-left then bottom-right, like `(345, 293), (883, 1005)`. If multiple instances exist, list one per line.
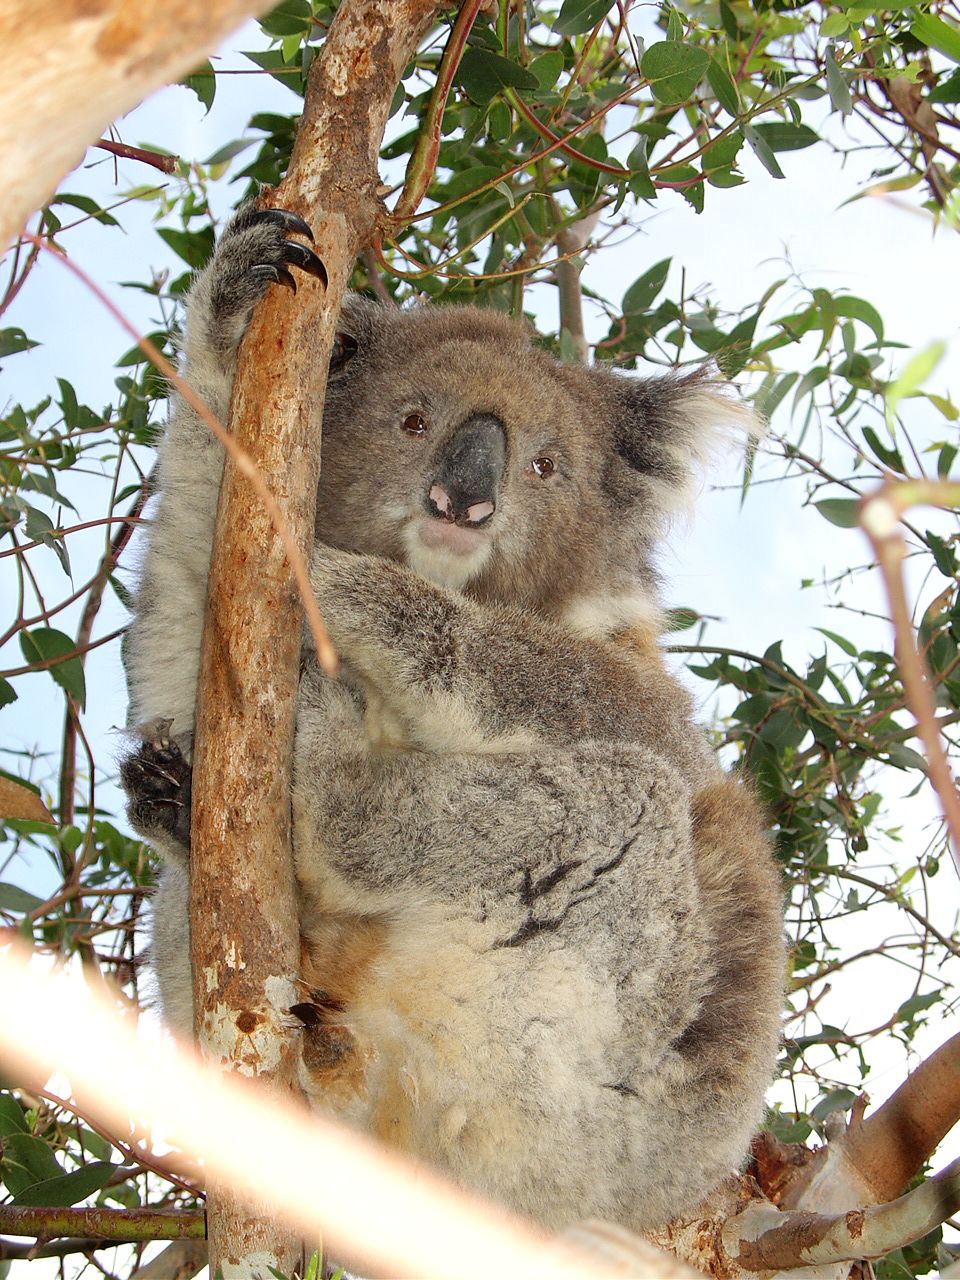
(415, 515), (489, 556)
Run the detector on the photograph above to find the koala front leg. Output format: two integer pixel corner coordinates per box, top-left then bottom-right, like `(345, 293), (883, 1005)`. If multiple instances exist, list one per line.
(310, 546), (680, 756)
(124, 207), (325, 734)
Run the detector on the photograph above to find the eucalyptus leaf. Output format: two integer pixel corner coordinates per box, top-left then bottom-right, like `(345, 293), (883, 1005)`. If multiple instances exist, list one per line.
(641, 42), (709, 106)
(19, 627), (86, 710)
(12, 1161), (117, 1207)
(814, 498), (860, 529)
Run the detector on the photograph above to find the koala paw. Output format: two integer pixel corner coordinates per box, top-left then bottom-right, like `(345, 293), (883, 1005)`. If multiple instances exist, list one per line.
(205, 205), (327, 352)
(121, 719), (193, 852)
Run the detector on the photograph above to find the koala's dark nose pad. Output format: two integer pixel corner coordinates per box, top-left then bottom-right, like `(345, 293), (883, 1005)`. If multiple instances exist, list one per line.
(428, 485), (495, 526)
(427, 415), (506, 528)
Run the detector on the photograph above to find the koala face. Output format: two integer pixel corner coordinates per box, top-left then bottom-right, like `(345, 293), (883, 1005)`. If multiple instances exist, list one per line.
(317, 297), (751, 629)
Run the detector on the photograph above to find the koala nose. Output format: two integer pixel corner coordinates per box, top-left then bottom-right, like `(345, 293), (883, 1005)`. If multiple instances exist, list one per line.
(427, 414), (506, 527)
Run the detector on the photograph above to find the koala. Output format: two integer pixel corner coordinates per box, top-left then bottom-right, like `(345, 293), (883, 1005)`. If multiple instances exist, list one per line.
(122, 203), (784, 1234)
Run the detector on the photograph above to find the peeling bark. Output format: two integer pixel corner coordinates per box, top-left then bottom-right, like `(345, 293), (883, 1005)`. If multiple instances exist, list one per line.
(828, 1030), (960, 1204)
(189, 0), (443, 1275)
(0, 0), (271, 251)
(0, 1206), (205, 1243)
(726, 1156), (960, 1273)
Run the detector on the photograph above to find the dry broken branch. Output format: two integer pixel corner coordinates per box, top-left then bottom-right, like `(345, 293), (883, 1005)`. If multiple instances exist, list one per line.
(0, 0), (271, 250)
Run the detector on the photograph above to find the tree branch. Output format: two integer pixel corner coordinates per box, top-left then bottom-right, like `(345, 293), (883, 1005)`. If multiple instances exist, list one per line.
(848, 1029), (960, 1200)
(92, 139), (178, 174)
(860, 478), (960, 876)
(726, 1157), (960, 1272)
(783, 1030), (960, 1210)
(0, 938), (639, 1280)
(189, 0), (444, 1273)
(131, 1240), (208, 1279)
(0, 1207), (204, 1245)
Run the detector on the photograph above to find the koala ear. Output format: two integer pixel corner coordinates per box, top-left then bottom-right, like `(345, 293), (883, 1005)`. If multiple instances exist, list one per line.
(594, 365), (762, 504)
(328, 292), (381, 378)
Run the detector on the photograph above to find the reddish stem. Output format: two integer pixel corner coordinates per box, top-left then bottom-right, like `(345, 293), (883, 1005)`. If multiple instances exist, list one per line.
(92, 139), (178, 174)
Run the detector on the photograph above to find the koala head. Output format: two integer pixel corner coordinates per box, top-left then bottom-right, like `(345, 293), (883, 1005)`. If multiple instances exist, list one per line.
(317, 295), (755, 635)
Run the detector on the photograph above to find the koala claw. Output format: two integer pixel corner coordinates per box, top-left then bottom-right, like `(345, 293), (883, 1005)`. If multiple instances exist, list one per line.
(121, 729), (193, 851)
(250, 262), (298, 294)
(281, 240), (328, 286)
(246, 207), (315, 241)
(232, 205), (327, 290)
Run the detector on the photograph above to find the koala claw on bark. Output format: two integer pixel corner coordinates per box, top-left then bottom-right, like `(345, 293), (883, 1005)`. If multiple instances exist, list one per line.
(200, 205), (326, 355)
(121, 721), (193, 853)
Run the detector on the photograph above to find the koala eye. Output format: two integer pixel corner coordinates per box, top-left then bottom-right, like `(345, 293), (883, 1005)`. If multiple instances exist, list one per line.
(329, 332), (358, 375)
(531, 455), (555, 479)
(402, 413), (429, 437)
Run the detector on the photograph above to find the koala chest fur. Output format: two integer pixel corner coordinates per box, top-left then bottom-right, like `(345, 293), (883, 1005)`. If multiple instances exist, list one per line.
(122, 205), (785, 1235)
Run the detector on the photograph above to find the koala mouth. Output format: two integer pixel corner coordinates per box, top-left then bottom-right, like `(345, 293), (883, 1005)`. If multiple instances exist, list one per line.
(415, 513), (491, 555)
(403, 516), (494, 591)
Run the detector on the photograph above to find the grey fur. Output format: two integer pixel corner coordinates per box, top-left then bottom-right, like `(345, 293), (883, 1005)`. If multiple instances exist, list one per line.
(123, 208), (784, 1232)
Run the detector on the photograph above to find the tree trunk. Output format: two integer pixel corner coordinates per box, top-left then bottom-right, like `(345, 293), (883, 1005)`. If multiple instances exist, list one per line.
(188, 0), (443, 1274)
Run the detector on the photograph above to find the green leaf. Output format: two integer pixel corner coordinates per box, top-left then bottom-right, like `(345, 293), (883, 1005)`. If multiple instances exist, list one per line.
(0, 327), (39, 358)
(825, 47), (852, 116)
(260, 0), (311, 36)
(814, 627), (858, 657)
(811, 1088), (857, 1122)
(180, 60), (216, 112)
(707, 57), (740, 116)
(19, 627), (86, 710)
(242, 47), (306, 96)
(666, 607), (700, 632)
(456, 49), (539, 103)
(820, 12), (850, 37)
(204, 138), (256, 168)
(929, 67), (960, 103)
(640, 42), (709, 106)
(886, 341), (946, 427)
(833, 295), (884, 343)
(0, 678), (16, 708)
(0, 1094), (28, 1137)
(895, 991), (941, 1022)
(911, 14), (960, 63)
(814, 498), (859, 528)
(886, 742), (927, 771)
(0, 883), (45, 913)
(24, 506), (70, 577)
(742, 123), (784, 179)
(1, 1133), (62, 1195)
(553, 0), (613, 37)
(751, 122), (819, 152)
(12, 1161), (116, 1207)
(702, 129), (743, 172)
(861, 426), (904, 473)
(529, 50), (564, 90)
(927, 530), (958, 577)
(51, 194), (120, 228)
(157, 226), (215, 270)
(622, 259), (670, 314)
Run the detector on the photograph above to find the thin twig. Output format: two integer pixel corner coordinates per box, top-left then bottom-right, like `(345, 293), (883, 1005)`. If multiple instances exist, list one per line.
(25, 235), (338, 678)
(91, 140), (178, 174)
(860, 479), (960, 876)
